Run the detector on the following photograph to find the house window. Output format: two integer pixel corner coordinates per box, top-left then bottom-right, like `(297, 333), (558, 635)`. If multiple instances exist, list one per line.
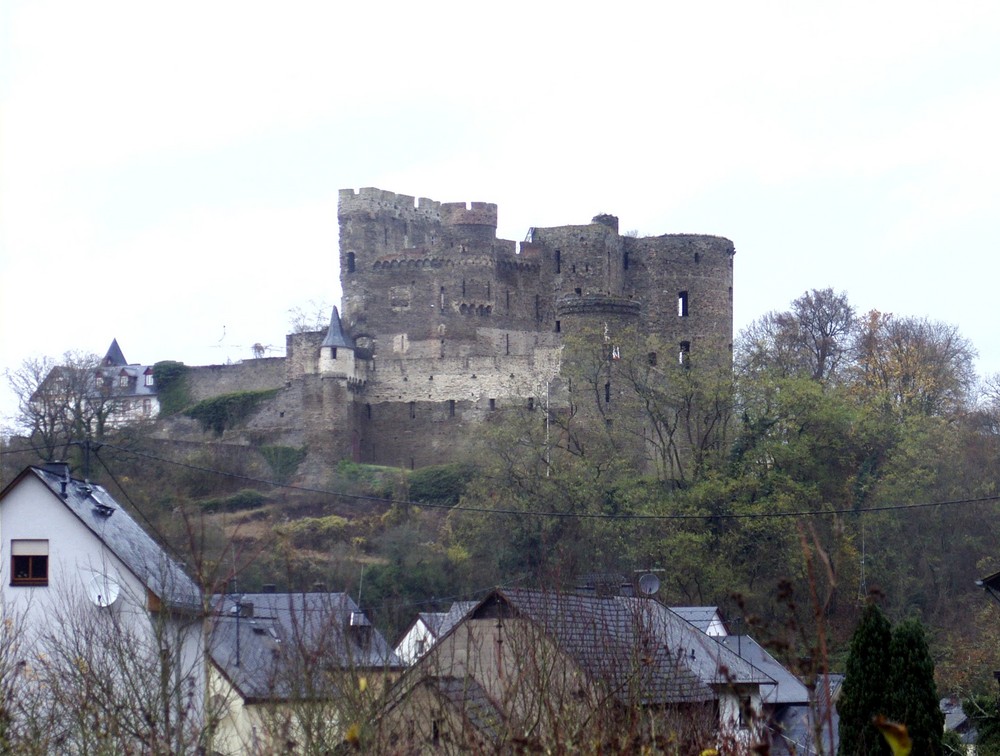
(119, 375), (129, 388)
(11, 540), (48, 586)
(679, 341), (691, 366)
(738, 695), (754, 728)
(144, 373), (154, 386)
(142, 398), (152, 415)
(678, 291), (689, 317)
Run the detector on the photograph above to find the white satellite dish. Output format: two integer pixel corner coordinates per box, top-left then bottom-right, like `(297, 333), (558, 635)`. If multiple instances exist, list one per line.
(637, 573), (661, 596)
(87, 573), (121, 607)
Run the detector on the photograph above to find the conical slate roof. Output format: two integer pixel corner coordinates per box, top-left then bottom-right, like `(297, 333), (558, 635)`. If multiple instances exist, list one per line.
(103, 338), (127, 366)
(320, 307), (352, 349)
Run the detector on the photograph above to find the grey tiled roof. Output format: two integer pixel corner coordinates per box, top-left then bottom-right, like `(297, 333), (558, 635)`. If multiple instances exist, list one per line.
(26, 466), (201, 611)
(430, 675), (504, 745)
(419, 601), (477, 639)
(209, 592), (401, 702)
(718, 635), (809, 705)
(487, 589), (773, 705)
(670, 606), (724, 633)
(103, 339), (128, 366)
(320, 307), (352, 349)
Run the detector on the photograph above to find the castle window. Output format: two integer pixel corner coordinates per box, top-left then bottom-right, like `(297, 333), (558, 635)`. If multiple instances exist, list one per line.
(694, 252), (700, 264)
(409, 402), (416, 419)
(678, 291), (689, 317)
(575, 288), (582, 296)
(331, 348), (337, 359)
(679, 341), (691, 366)
(366, 403), (371, 420)
(528, 397), (534, 411)
(449, 400), (455, 417)
(489, 398), (496, 411)
(505, 334), (510, 355)
(555, 321), (561, 333)
(604, 382), (611, 403)
(623, 251), (629, 270)
(462, 279), (466, 297)
(555, 250), (561, 274)
(648, 352), (657, 366)
(347, 252), (356, 273)
(506, 290), (510, 310)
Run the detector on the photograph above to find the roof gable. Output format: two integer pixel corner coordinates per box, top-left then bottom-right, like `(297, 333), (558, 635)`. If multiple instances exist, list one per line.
(4, 466), (201, 611)
(103, 339), (128, 366)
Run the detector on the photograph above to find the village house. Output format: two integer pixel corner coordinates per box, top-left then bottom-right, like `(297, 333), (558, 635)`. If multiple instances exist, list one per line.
(0, 462), (204, 750)
(208, 589), (402, 754)
(379, 588), (772, 752)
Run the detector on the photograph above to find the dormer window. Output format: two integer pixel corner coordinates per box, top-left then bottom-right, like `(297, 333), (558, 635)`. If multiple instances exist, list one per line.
(119, 375), (129, 388)
(144, 370), (154, 387)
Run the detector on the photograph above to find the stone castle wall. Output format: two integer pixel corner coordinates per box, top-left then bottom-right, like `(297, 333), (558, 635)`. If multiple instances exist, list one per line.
(177, 187), (735, 477)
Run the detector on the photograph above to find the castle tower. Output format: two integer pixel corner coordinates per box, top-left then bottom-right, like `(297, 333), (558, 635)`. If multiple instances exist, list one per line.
(318, 307), (355, 377)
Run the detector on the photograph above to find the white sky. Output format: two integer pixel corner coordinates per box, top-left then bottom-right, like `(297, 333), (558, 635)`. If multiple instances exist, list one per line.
(2, 1), (999, 428)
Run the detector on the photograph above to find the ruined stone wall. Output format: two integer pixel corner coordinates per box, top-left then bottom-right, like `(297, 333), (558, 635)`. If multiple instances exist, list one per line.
(184, 358), (286, 403)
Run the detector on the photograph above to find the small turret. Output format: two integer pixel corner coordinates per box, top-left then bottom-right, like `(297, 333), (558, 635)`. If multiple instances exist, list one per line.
(319, 307), (355, 377)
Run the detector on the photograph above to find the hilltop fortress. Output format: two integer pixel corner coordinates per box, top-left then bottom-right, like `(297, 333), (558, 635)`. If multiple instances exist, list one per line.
(170, 188), (735, 476)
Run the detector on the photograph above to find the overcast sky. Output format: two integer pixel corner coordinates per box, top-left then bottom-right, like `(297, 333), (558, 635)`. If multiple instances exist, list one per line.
(2, 1), (999, 429)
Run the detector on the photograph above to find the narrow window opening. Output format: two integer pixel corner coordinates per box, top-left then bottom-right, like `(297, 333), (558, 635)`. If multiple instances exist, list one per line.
(489, 398), (496, 411)
(555, 249), (561, 274)
(555, 320), (561, 333)
(648, 352), (657, 366)
(623, 250), (629, 270)
(462, 279), (466, 297)
(604, 382), (611, 403)
(729, 286), (733, 302)
(384, 227), (388, 245)
(679, 341), (691, 366)
(528, 397), (534, 411)
(694, 252), (700, 264)
(575, 288), (582, 296)
(409, 402), (416, 419)
(331, 347), (337, 359)
(347, 252), (356, 273)
(506, 290), (510, 310)
(366, 403), (371, 419)
(505, 334), (510, 355)
(678, 291), (689, 317)
(449, 400), (455, 417)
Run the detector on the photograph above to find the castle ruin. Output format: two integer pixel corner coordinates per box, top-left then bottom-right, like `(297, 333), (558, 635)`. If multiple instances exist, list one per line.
(175, 188), (736, 475)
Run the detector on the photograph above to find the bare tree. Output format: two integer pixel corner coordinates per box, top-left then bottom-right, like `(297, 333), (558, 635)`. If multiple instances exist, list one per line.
(6, 351), (125, 460)
(738, 288), (855, 383)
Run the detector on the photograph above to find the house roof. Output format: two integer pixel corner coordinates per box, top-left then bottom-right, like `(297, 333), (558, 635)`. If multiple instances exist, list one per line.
(320, 307), (352, 349)
(426, 675), (505, 746)
(209, 592), (402, 702)
(419, 601), (478, 639)
(718, 635), (809, 705)
(7, 466), (200, 611)
(671, 606), (726, 634)
(103, 338), (128, 366)
(770, 674), (843, 756)
(479, 588), (772, 705)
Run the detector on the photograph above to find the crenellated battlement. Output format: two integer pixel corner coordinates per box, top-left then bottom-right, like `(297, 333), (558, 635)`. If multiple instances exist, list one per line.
(440, 201), (498, 228)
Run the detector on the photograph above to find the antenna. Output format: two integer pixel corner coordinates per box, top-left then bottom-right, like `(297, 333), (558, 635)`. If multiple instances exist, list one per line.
(87, 573), (120, 607)
(637, 573), (660, 596)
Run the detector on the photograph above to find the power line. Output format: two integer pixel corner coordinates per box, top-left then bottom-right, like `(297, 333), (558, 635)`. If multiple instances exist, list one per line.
(98, 441), (1000, 522)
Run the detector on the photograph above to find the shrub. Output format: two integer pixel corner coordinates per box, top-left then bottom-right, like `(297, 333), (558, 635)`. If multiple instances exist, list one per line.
(407, 463), (475, 506)
(185, 389), (279, 435)
(260, 445), (307, 483)
(153, 361), (189, 415)
(274, 515), (349, 549)
(200, 489), (269, 513)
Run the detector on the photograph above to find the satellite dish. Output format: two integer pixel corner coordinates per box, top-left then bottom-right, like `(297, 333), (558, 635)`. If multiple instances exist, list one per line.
(87, 573), (121, 607)
(637, 573), (660, 596)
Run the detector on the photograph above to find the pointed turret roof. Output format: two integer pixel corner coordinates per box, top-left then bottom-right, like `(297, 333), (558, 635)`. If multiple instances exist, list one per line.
(103, 338), (127, 366)
(320, 307), (352, 350)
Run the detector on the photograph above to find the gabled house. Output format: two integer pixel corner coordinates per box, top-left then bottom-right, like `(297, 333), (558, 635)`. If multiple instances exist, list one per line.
(96, 338), (160, 423)
(395, 600), (477, 666)
(208, 590), (402, 754)
(380, 588), (773, 753)
(0, 462), (204, 751)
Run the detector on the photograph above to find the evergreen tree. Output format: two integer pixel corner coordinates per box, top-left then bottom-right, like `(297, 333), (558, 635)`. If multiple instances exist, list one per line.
(839, 602), (893, 755)
(888, 618), (944, 756)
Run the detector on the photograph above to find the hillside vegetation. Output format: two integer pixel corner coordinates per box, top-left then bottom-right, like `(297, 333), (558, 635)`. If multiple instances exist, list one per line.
(5, 288), (1000, 696)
